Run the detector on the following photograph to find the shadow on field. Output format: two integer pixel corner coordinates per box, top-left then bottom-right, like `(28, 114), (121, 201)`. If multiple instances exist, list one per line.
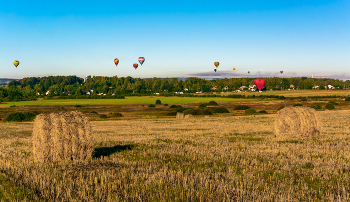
(93, 144), (135, 158)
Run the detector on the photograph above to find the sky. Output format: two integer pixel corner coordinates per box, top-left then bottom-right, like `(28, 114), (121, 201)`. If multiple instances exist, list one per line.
(0, 0), (349, 80)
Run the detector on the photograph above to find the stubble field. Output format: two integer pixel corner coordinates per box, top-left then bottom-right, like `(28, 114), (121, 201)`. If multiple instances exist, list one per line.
(0, 109), (349, 201)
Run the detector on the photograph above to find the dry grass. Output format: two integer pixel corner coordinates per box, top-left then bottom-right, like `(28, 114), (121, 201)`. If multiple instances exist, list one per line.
(0, 110), (349, 201)
(274, 107), (321, 140)
(33, 111), (95, 164)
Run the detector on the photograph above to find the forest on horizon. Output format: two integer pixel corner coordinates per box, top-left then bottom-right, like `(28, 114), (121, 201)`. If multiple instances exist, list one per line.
(0, 75), (349, 102)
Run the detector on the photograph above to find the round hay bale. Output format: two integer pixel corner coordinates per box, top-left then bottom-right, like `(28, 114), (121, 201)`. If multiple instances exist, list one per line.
(184, 114), (193, 118)
(274, 107), (321, 139)
(33, 111), (95, 165)
(176, 112), (184, 118)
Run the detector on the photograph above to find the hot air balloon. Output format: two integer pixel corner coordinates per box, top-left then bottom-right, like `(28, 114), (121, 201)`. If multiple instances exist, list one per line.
(280, 71), (283, 74)
(214, 62), (219, 68)
(233, 67), (236, 70)
(133, 63), (138, 70)
(248, 71), (250, 74)
(138, 57), (145, 66)
(114, 58), (119, 67)
(254, 78), (265, 92)
(13, 60), (19, 68)
(214, 69), (217, 72)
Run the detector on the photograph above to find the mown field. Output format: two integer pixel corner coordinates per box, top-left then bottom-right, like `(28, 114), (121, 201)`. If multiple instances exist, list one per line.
(0, 110), (349, 201)
(0, 90), (349, 201)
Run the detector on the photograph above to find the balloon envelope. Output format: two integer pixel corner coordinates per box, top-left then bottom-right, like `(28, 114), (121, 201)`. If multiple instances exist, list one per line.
(214, 69), (217, 72)
(233, 68), (235, 70)
(214, 62), (219, 68)
(248, 71), (250, 74)
(138, 57), (145, 66)
(114, 58), (119, 66)
(133, 63), (138, 69)
(280, 71), (283, 74)
(254, 79), (265, 91)
(13, 60), (19, 68)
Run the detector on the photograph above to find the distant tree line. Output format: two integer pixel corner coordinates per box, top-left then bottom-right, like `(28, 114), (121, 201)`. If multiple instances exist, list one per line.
(0, 75), (349, 102)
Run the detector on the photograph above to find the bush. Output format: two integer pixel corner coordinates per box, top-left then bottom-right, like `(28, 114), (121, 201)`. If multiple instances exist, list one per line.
(90, 111), (98, 114)
(328, 101), (338, 105)
(234, 105), (250, 110)
(293, 103), (303, 107)
(278, 96), (286, 100)
(163, 104), (168, 106)
(311, 104), (322, 110)
(207, 100), (218, 106)
(187, 109), (212, 115)
(208, 107), (229, 113)
(245, 108), (256, 114)
(166, 111), (178, 116)
(75, 105), (82, 107)
(259, 110), (267, 114)
(169, 105), (182, 108)
(155, 99), (162, 104)
(300, 97), (307, 101)
(148, 104), (156, 107)
(23, 112), (37, 121)
(325, 103), (335, 110)
(109, 112), (123, 118)
(4, 112), (26, 122)
(100, 114), (107, 118)
(198, 104), (207, 109)
(175, 107), (186, 112)
(278, 106), (286, 111)
(183, 109), (193, 115)
(346, 97), (350, 101)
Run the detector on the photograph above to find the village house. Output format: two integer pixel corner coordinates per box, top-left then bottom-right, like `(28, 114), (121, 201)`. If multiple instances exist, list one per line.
(184, 88), (189, 91)
(212, 86), (218, 91)
(223, 86), (229, 91)
(175, 92), (184, 94)
(290, 85), (295, 90)
(84, 91), (91, 95)
(37, 92), (41, 96)
(239, 86), (247, 90)
(46, 90), (50, 95)
(248, 85), (256, 90)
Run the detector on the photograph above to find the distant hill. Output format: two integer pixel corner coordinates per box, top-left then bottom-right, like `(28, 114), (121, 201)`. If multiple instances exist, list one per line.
(0, 78), (18, 84)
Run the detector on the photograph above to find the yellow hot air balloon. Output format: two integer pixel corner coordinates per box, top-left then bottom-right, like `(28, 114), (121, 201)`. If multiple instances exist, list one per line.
(13, 60), (19, 68)
(233, 67), (236, 70)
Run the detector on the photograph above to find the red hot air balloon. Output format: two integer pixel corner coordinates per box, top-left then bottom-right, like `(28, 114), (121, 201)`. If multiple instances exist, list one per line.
(114, 58), (119, 67)
(214, 62), (219, 68)
(133, 63), (138, 70)
(138, 57), (145, 66)
(280, 71), (283, 74)
(254, 78), (265, 92)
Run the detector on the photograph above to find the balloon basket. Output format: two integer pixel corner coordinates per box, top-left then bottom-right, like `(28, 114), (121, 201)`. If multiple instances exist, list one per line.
(259, 91), (262, 93)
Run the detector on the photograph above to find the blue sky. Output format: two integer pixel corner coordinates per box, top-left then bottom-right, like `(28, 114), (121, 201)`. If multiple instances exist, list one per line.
(0, 0), (349, 80)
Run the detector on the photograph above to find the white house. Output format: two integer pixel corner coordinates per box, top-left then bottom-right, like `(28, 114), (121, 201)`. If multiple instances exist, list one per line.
(239, 86), (247, 90)
(46, 90), (50, 95)
(223, 86), (229, 91)
(175, 92), (184, 94)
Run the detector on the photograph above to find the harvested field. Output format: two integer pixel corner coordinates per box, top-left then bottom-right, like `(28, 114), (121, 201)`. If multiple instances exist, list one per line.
(0, 110), (349, 201)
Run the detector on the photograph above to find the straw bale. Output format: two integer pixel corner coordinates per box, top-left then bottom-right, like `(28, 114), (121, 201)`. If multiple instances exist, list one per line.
(185, 114), (193, 118)
(33, 111), (95, 164)
(274, 107), (321, 139)
(176, 112), (184, 118)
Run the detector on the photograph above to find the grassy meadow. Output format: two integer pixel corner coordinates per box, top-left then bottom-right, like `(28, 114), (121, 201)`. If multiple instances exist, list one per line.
(0, 90), (349, 201)
(0, 110), (349, 201)
(1, 96), (262, 107)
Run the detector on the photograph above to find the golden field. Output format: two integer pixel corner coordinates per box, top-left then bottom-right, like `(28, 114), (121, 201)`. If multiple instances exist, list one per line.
(0, 109), (349, 201)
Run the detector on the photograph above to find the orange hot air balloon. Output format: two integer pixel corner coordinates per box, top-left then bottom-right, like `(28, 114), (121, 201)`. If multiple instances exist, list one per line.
(233, 67), (236, 70)
(13, 60), (19, 68)
(133, 63), (138, 70)
(214, 62), (219, 68)
(114, 58), (119, 67)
